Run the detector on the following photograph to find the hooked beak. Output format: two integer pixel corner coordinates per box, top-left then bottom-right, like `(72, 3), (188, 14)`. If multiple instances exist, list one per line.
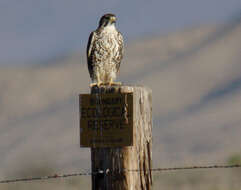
(111, 16), (116, 23)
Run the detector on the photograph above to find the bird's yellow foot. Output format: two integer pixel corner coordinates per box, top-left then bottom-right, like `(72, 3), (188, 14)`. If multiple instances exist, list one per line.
(90, 82), (103, 87)
(109, 81), (122, 86)
(90, 80), (104, 87)
(97, 82), (102, 87)
(90, 83), (97, 87)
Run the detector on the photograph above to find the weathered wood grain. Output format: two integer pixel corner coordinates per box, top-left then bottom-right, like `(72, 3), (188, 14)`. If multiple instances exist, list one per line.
(90, 85), (152, 190)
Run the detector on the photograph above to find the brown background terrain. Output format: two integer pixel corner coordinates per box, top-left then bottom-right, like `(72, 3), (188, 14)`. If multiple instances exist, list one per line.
(1, 17), (241, 189)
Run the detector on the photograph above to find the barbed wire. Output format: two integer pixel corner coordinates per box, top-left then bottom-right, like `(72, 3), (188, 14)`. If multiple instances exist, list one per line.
(0, 170), (93, 184)
(0, 164), (240, 184)
(126, 164), (241, 172)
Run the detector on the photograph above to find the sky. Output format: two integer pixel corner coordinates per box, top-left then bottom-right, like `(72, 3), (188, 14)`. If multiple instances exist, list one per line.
(0, 0), (240, 65)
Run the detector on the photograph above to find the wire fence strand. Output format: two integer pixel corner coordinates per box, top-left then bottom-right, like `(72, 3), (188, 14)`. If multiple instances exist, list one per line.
(0, 164), (241, 184)
(0, 171), (93, 184)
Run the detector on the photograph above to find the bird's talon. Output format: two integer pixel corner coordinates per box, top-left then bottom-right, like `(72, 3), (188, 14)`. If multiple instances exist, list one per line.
(110, 82), (122, 86)
(90, 83), (97, 87)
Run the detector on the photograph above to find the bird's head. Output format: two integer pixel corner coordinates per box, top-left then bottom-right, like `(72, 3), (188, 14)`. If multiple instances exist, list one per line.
(99, 14), (116, 28)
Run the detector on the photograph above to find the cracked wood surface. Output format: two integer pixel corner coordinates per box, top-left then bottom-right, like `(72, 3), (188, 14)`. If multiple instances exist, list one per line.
(90, 85), (152, 190)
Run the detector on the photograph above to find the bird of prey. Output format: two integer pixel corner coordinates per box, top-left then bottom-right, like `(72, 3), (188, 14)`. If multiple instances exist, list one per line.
(86, 13), (124, 87)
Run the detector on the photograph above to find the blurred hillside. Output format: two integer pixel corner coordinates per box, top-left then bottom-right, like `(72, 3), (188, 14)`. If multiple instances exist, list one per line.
(1, 15), (241, 185)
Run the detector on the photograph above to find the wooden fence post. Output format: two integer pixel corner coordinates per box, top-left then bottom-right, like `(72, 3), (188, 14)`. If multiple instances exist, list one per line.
(90, 85), (152, 190)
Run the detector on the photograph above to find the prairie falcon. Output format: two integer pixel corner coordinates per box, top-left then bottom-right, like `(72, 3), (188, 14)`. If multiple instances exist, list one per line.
(86, 13), (124, 87)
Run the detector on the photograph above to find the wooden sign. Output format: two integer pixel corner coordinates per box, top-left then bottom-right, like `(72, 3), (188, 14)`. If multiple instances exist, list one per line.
(79, 93), (133, 147)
